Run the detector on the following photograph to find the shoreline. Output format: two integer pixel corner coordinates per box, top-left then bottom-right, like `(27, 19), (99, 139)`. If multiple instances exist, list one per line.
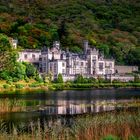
(0, 82), (140, 93)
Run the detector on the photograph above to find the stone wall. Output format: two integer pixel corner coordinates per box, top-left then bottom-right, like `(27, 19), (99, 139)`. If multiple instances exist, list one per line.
(115, 65), (138, 74)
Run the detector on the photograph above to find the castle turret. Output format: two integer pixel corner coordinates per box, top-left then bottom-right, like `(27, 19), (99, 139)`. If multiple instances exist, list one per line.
(53, 41), (60, 49)
(83, 40), (89, 53)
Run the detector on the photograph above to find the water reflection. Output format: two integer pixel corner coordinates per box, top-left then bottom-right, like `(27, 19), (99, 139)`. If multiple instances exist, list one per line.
(0, 89), (139, 131)
(37, 100), (116, 115)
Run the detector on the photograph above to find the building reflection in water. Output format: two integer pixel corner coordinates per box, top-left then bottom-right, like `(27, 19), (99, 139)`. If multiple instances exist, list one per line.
(39, 100), (116, 115)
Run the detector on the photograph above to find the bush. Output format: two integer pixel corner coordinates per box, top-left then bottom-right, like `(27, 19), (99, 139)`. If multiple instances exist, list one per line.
(55, 73), (63, 83)
(53, 84), (64, 90)
(0, 71), (10, 80)
(25, 63), (37, 78)
(29, 82), (43, 88)
(13, 77), (20, 82)
(3, 84), (10, 89)
(74, 75), (85, 83)
(24, 77), (29, 83)
(15, 84), (24, 89)
(6, 78), (13, 85)
(35, 75), (44, 83)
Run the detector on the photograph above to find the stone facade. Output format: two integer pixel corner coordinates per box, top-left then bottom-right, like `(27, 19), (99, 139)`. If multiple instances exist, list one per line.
(39, 41), (115, 80)
(115, 65), (138, 74)
(11, 39), (138, 82)
(18, 49), (41, 68)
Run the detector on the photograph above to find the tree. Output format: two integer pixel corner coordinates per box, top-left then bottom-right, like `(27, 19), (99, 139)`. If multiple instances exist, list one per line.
(0, 34), (18, 71)
(12, 62), (26, 80)
(56, 73), (63, 83)
(75, 74), (84, 83)
(25, 63), (37, 78)
(98, 43), (110, 57)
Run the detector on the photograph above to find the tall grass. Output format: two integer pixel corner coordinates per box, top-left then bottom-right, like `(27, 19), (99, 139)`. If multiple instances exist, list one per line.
(0, 110), (139, 140)
(0, 99), (26, 113)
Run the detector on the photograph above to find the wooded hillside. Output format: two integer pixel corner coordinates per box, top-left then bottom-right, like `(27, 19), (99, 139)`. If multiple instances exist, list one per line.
(0, 0), (140, 66)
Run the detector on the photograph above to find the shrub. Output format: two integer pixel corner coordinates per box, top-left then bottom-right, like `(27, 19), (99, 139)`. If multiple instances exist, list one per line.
(25, 63), (37, 78)
(74, 75), (85, 83)
(15, 84), (24, 89)
(3, 84), (10, 89)
(6, 78), (13, 85)
(29, 82), (43, 88)
(13, 77), (19, 82)
(24, 77), (29, 83)
(0, 71), (10, 80)
(55, 73), (63, 83)
(53, 84), (64, 90)
(35, 76), (44, 83)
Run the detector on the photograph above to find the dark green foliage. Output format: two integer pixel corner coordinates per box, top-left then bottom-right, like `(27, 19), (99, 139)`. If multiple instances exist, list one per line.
(0, 0), (140, 66)
(74, 75), (106, 84)
(3, 84), (10, 89)
(0, 62), (39, 82)
(25, 63), (37, 78)
(29, 82), (43, 88)
(0, 34), (18, 71)
(56, 73), (63, 83)
(35, 76), (44, 83)
(74, 75), (85, 83)
(15, 84), (24, 89)
(0, 71), (10, 80)
(12, 62), (26, 80)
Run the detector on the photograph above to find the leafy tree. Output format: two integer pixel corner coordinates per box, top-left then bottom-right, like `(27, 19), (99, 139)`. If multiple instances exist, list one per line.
(98, 43), (110, 57)
(70, 46), (82, 54)
(12, 62), (26, 80)
(0, 34), (18, 71)
(75, 75), (85, 83)
(25, 63), (37, 78)
(0, 0), (140, 65)
(0, 70), (11, 80)
(126, 47), (140, 67)
(56, 73), (63, 83)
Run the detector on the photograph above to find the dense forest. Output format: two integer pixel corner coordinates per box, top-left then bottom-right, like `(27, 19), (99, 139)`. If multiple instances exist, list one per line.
(0, 0), (140, 66)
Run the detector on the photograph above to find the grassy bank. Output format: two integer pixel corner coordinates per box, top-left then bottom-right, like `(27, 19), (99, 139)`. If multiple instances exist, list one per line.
(51, 83), (140, 90)
(0, 110), (139, 140)
(0, 80), (140, 93)
(0, 80), (48, 93)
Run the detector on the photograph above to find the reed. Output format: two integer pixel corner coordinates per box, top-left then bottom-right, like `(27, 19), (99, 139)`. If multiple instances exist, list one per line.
(0, 110), (139, 140)
(0, 99), (26, 113)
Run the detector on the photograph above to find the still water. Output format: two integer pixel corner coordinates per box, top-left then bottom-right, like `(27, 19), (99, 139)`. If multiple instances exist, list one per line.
(0, 89), (140, 128)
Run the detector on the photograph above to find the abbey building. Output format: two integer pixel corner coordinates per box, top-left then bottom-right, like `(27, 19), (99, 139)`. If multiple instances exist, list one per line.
(39, 41), (114, 80)
(14, 39), (138, 81)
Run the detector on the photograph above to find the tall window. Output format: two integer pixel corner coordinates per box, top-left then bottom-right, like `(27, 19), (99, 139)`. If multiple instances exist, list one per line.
(32, 54), (36, 60)
(54, 63), (57, 74)
(62, 69), (65, 74)
(24, 54), (28, 59)
(99, 63), (104, 71)
(62, 62), (65, 67)
(109, 63), (112, 68)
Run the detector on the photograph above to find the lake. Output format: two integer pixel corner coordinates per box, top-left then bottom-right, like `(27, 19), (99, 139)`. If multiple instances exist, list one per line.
(0, 88), (140, 132)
